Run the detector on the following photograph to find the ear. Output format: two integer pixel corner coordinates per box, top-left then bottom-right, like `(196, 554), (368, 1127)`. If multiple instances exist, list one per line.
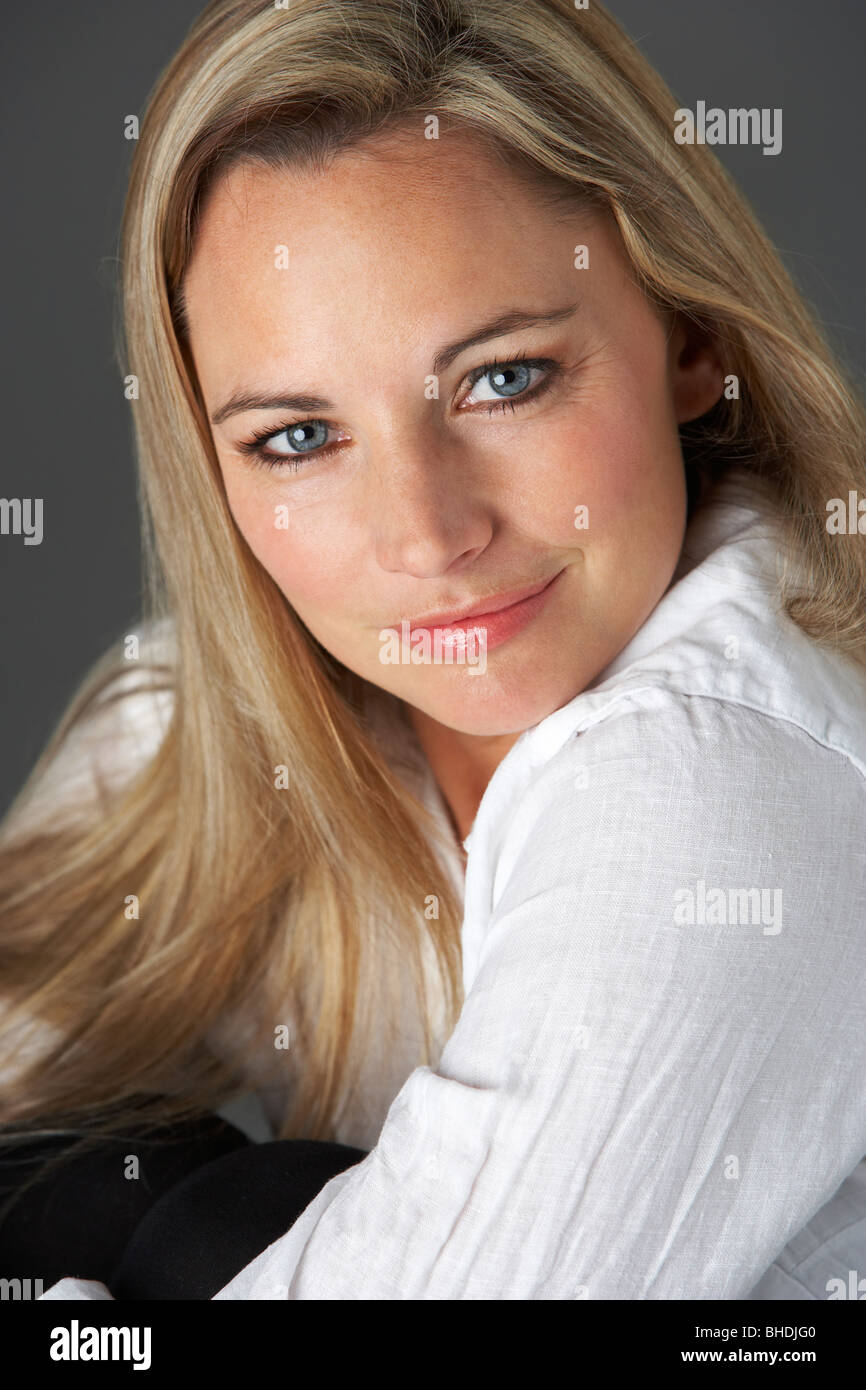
(667, 315), (726, 424)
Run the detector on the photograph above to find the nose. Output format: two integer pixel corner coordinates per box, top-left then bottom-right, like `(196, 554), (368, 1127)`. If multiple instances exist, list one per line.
(369, 434), (492, 580)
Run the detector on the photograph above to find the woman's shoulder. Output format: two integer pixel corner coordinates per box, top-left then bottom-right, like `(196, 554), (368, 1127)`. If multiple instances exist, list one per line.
(91, 614), (177, 741)
(486, 685), (866, 869)
(1, 617), (177, 843)
(547, 685), (865, 811)
(465, 684), (866, 973)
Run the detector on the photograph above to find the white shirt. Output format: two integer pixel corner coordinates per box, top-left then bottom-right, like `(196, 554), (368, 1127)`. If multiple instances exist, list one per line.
(38, 466), (866, 1299)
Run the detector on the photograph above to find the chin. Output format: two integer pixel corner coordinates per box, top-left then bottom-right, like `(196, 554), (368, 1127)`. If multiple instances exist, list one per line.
(411, 669), (582, 738)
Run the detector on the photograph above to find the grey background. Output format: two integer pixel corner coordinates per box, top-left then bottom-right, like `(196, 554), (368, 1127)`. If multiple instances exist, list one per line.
(2, 0), (864, 817)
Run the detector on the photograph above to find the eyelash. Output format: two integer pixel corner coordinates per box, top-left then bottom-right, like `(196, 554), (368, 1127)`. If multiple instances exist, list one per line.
(236, 351), (562, 472)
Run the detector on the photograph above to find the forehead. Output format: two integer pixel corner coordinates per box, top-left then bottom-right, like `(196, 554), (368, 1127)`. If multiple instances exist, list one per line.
(187, 128), (556, 270)
(181, 129), (596, 390)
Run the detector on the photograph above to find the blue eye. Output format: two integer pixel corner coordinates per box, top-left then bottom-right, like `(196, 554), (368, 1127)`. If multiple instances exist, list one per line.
(237, 418), (348, 471)
(488, 363), (533, 396)
(237, 355), (560, 472)
(272, 421), (330, 454)
(463, 357), (555, 410)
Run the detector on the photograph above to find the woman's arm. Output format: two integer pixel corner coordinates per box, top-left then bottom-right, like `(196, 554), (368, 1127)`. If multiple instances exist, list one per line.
(43, 692), (866, 1299)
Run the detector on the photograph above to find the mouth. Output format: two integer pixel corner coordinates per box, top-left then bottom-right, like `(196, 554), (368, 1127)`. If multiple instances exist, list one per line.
(400, 568), (565, 655)
(405, 571), (563, 631)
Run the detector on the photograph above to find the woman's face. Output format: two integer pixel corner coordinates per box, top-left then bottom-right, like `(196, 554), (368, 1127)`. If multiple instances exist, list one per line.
(183, 128), (723, 736)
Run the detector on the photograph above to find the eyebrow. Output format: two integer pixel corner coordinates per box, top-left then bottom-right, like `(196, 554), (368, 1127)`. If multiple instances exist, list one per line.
(209, 301), (580, 426)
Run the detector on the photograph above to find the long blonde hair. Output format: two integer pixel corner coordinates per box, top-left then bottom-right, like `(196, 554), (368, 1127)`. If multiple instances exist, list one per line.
(2, 0), (864, 1181)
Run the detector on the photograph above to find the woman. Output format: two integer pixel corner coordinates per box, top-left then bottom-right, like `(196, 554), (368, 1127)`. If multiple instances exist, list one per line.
(2, 0), (865, 1300)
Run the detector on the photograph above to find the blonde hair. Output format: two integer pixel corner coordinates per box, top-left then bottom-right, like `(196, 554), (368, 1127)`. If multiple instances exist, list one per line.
(2, 0), (864, 1188)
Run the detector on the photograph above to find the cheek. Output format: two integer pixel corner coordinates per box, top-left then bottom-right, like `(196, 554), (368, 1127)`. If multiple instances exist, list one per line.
(508, 379), (681, 548)
(222, 472), (357, 613)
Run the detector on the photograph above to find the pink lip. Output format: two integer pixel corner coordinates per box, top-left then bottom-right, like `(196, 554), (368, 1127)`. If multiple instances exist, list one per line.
(406, 569), (564, 654)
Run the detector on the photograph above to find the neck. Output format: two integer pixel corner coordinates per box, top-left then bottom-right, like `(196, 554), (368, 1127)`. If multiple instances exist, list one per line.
(406, 704), (522, 845)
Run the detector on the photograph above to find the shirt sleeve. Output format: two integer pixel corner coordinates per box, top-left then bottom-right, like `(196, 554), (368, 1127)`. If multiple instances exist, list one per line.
(43, 692), (866, 1300)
